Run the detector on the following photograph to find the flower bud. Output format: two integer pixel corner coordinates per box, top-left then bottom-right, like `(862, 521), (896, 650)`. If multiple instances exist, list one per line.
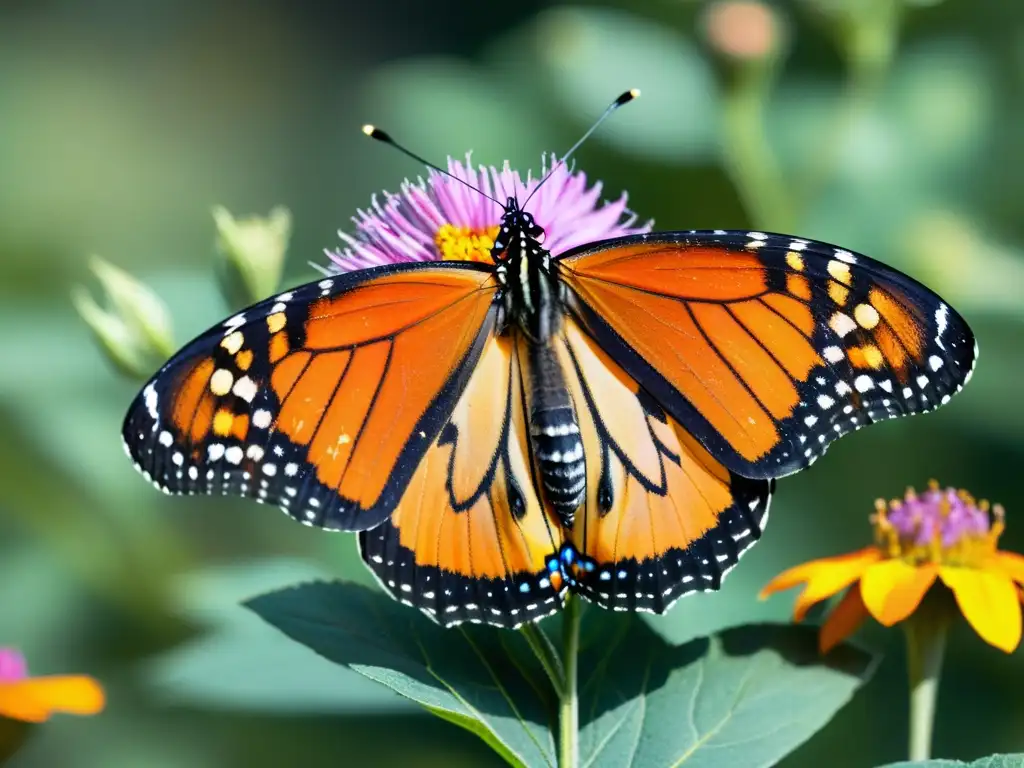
(213, 206), (292, 308)
(703, 1), (781, 63)
(72, 256), (174, 379)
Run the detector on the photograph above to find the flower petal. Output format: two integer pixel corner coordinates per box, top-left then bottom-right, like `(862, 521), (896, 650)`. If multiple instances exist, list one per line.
(819, 587), (869, 654)
(939, 566), (1023, 653)
(760, 547), (882, 622)
(860, 560), (937, 626)
(0, 676), (105, 723)
(0, 649), (27, 682)
(994, 551), (1024, 586)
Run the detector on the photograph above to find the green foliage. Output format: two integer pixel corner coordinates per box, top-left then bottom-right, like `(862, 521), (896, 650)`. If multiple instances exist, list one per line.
(144, 559), (410, 714)
(247, 581), (877, 767)
(3, 0), (1024, 765)
(881, 755), (1024, 768)
(0, 719), (33, 764)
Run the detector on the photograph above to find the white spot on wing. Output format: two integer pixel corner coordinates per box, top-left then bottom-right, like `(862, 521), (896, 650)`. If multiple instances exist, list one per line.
(233, 376), (258, 402)
(854, 375), (874, 393)
(822, 346), (844, 364)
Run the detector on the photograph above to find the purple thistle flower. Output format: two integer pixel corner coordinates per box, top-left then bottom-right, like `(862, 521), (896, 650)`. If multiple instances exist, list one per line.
(327, 153), (650, 272)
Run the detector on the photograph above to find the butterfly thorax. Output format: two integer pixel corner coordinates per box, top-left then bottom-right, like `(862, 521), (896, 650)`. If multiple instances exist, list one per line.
(492, 198), (562, 344)
(491, 198), (584, 526)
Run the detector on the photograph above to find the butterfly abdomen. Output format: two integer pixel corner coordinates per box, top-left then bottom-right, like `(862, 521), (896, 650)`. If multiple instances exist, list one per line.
(529, 343), (585, 527)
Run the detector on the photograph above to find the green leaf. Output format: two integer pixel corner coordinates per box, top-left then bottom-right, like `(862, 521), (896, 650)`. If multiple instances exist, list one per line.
(0, 718), (33, 764)
(247, 582), (877, 768)
(146, 560), (410, 714)
(576, 612), (877, 767)
(880, 756), (1024, 768)
(246, 581), (557, 768)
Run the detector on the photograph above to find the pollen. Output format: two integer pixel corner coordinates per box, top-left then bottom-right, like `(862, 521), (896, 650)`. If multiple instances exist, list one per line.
(434, 223), (500, 263)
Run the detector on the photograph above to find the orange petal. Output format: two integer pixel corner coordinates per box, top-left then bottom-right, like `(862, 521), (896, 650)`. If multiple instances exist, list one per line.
(940, 566), (1023, 653)
(994, 551), (1024, 586)
(860, 560), (937, 626)
(760, 547), (882, 621)
(819, 586), (869, 654)
(0, 676), (105, 723)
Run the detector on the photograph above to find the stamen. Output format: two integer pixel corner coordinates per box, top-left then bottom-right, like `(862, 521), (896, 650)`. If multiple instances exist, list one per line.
(434, 224), (500, 263)
(873, 480), (1007, 567)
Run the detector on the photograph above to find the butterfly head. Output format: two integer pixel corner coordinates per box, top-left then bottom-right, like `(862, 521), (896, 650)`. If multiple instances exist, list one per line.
(490, 197), (546, 265)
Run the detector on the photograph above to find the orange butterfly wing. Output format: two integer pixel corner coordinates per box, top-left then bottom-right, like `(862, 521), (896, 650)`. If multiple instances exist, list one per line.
(558, 232), (976, 479)
(123, 263), (498, 531)
(359, 332), (565, 628)
(550, 317), (772, 612)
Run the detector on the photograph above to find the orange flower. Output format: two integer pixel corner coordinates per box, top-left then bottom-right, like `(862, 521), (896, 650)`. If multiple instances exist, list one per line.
(761, 482), (1024, 653)
(0, 648), (105, 723)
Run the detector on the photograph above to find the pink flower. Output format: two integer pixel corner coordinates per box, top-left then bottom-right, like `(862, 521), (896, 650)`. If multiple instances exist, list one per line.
(0, 648), (105, 722)
(327, 153), (650, 272)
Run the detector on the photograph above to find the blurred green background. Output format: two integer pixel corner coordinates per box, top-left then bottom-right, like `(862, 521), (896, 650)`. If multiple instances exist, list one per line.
(1, 0), (1022, 765)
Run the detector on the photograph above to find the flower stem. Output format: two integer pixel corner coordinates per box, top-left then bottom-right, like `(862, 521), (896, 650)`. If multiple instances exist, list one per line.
(520, 622), (564, 695)
(720, 60), (796, 234)
(559, 594), (581, 768)
(903, 597), (952, 761)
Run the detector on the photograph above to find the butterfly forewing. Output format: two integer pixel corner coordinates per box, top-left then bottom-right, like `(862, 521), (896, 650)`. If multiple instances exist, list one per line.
(558, 230), (977, 479)
(122, 263), (499, 532)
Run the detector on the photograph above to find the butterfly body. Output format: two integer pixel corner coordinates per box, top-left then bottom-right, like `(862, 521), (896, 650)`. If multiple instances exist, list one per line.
(124, 190), (976, 629)
(490, 198), (587, 526)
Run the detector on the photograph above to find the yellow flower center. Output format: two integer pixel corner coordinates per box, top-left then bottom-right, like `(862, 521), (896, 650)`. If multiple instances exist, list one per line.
(871, 480), (1004, 569)
(434, 223), (500, 263)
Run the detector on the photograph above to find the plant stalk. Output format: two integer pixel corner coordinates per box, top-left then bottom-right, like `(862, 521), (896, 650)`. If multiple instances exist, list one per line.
(720, 61), (796, 233)
(903, 593), (952, 761)
(520, 622), (565, 695)
(559, 594), (581, 768)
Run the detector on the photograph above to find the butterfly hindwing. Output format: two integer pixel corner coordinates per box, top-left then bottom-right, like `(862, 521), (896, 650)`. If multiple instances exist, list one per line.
(558, 231), (977, 479)
(122, 262), (499, 532)
(548, 317), (773, 613)
(359, 332), (566, 628)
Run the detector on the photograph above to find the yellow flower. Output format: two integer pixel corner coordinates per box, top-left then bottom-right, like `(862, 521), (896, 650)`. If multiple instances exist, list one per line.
(0, 648), (105, 723)
(761, 481), (1024, 653)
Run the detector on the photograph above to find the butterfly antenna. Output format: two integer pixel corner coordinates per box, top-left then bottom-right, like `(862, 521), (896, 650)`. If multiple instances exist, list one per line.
(521, 88), (640, 209)
(361, 125), (503, 207)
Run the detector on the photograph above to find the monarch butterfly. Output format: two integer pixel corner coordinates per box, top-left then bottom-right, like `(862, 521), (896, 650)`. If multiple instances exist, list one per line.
(122, 90), (977, 629)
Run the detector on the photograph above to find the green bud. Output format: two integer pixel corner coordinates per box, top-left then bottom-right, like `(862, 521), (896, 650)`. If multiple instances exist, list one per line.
(72, 256), (175, 379)
(213, 206), (292, 308)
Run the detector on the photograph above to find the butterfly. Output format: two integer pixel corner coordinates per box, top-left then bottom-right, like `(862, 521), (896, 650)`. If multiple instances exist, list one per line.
(122, 98), (977, 630)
